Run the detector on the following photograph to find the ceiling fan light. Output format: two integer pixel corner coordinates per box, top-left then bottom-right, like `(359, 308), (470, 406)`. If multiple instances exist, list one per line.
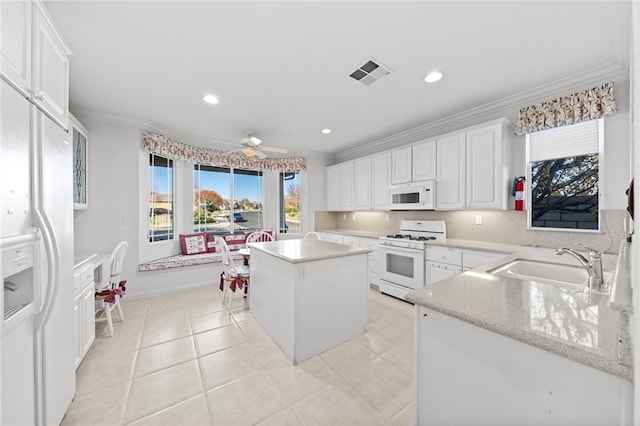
(242, 148), (257, 157)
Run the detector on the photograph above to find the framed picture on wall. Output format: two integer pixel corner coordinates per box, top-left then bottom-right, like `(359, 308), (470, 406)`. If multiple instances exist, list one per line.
(71, 114), (89, 210)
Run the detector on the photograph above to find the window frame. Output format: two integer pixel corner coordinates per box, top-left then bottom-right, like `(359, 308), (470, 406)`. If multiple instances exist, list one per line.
(148, 153), (175, 243)
(279, 171), (301, 235)
(525, 119), (604, 232)
(193, 164), (264, 235)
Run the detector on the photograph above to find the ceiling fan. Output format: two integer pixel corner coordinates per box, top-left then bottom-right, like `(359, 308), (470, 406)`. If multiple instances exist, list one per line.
(225, 131), (287, 159)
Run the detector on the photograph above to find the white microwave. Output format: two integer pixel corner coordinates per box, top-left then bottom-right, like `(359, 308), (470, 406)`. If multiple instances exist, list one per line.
(389, 181), (436, 210)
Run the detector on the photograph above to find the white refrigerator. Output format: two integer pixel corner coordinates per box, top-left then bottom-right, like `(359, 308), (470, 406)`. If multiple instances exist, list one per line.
(1, 77), (76, 425)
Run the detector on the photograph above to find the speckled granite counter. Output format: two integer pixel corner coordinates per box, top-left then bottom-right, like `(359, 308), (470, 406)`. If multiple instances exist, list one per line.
(406, 241), (633, 381)
(249, 239), (371, 264)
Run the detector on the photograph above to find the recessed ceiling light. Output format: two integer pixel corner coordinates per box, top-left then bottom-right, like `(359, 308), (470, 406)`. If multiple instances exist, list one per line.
(321, 128), (332, 134)
(203, 94), (219, 104)
(424, 71), (444, 83)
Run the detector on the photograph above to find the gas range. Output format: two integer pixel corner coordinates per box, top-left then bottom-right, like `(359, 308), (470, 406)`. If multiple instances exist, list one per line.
(379, 220), (446, 249)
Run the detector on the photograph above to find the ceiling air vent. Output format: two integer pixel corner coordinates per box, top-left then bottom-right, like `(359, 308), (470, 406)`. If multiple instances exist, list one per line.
(349, 58), (392, 85)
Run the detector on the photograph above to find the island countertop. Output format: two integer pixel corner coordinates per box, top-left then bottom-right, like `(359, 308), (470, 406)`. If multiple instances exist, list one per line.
(249, 239), (371, 264)
(406, 241), (633, 381)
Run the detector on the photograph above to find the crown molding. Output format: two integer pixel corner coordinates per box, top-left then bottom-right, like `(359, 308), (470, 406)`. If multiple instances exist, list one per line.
(335, 62), (629, 163)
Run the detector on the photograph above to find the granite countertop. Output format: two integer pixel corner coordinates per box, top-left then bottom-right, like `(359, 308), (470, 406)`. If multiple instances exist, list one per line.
(406, 241), (633, 381)
(249, 239), (371, 264)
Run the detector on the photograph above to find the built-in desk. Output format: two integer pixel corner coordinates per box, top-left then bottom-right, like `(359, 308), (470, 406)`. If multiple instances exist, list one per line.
(249, 239), (370, 364)
(72, 251), (109, 368)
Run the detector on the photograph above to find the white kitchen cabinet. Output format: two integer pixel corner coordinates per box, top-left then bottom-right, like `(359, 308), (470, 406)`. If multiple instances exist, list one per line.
(73, 263), (95, 368)
(339, 162), (355, 210)
(391, 146), (412, 184)
(436, 131), (466, 210)
(371, 152), (390, 210)
(412, 139), (437, 181)
(359, 237), (380, 287)
(391, 140), (436, 185)
(32, 2), (71, 129)
(415, 306), (632, 425)
(462, 249), (505, 271)
(425, 246), (463, 286)
(354, 158), (371, 210)
(0, 0), (32, 95)
(466, 119), (510, 210)
(326, 165), (340, 211)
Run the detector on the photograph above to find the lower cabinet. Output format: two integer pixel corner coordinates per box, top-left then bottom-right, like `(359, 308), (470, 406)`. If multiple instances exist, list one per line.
(416, 306), (632, 425)
(73, 265), (95, 369)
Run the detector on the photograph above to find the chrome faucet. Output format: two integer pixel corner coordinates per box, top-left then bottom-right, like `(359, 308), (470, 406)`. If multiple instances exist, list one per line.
(554, 243), (605, 290)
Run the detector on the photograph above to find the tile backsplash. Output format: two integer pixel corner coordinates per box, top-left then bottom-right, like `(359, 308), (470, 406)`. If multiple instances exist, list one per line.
(315, 209), (628, 254)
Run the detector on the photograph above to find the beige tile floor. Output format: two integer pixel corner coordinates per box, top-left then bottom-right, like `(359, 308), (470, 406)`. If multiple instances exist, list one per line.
(62, 285), (415, 426)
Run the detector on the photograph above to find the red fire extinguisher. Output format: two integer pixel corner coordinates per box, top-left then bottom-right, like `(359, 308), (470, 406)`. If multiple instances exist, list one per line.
(512, 177), (525, 211)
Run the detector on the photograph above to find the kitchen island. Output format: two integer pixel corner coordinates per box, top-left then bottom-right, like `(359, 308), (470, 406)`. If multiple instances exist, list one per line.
(248, 239), (371, 364)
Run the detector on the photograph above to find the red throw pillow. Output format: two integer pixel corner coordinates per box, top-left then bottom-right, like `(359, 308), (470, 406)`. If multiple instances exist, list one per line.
(206, 234), (217, 253)
(179, 233), (207, 255)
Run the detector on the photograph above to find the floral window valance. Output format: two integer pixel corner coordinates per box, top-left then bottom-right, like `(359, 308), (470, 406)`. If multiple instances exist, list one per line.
(142, 131), (306, 172)
(514, 82), (617, 136)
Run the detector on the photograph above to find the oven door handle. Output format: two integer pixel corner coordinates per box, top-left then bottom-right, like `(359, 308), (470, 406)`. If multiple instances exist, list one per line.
(381, 245), (423, 255)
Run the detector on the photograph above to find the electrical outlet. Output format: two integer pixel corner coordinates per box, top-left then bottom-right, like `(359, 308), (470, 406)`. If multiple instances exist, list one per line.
(475, 215), (483, 225)
(351, 213), (356, 220)
(385, 214), (389, 222)
(342, 214), (346, 220)
(299, 266), (306, 279)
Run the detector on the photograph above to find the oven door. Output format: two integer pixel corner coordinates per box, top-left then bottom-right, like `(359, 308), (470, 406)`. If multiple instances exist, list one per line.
(379, 245), (425, 290)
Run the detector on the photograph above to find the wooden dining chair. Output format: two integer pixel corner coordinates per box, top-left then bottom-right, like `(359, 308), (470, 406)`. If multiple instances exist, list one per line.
(217, 237), (251, 312)
(245, 230), (274, 244)
(95, 241), (128, 336)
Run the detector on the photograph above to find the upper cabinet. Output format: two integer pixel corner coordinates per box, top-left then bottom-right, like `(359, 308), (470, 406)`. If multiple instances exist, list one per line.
(70, 114), (89, 210)
(391, 140), (436, 184)
(412, 140), (437, 181)
(354, 158), (371, 210)
(436, 132), (466, 210)
(1, 1), (32, 95)
(326, 152), (391, 211)
(326, 117), (509, 212)
(436, 118), (510, 211)
(1, 1), (71, 130)
(391, 146), (412, 184)
(326, 165), (340, 211)
(32, 2), (71, 129)
(466, 120), (510, 210)
(371, 153), (390, 210)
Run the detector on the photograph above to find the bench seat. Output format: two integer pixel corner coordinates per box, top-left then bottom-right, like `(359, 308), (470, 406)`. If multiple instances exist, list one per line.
(138, 251), (243, 272)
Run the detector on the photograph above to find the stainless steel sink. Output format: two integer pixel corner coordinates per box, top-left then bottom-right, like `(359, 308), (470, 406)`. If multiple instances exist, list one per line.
(487, 258), (610, 293)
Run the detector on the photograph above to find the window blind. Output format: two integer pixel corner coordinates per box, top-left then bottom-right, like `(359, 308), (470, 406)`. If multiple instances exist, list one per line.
(528, 119), (601, 162)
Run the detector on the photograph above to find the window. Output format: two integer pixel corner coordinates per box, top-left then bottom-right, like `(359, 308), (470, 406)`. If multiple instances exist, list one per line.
(193, 165), (263, 234)
(280, 171), (301, 234)
(149, 154), (174, 242)
(526, 119), (603, 231)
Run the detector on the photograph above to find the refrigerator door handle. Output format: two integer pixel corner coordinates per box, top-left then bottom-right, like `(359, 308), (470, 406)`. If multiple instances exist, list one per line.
(33, 208), (60, 332)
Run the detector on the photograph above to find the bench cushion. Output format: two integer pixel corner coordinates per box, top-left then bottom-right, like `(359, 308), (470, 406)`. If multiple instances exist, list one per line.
(138, 251), (243, 272)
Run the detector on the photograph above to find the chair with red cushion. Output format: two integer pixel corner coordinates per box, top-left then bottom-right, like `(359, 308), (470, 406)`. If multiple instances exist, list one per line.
(95, 241), (128, 336)
(217, 238), (250, 312)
